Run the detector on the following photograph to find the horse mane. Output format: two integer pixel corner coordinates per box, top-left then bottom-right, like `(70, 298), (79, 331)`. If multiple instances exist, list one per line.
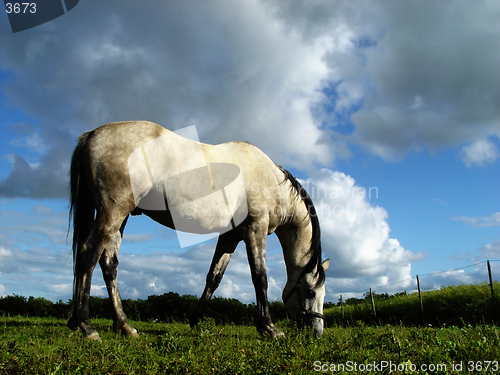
(279, 167), (325, 287)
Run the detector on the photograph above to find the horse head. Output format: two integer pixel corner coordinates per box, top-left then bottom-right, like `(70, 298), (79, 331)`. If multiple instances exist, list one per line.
(283, 258), (330, 337)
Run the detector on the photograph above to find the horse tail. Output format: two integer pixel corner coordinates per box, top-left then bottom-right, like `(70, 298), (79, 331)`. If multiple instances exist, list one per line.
(69, 131), (95, 266)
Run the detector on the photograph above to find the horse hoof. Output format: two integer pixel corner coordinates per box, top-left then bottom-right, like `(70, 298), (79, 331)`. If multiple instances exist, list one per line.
(272, 329), (285, 339)
(86, 331), (102, 342)
(259, 326), (285, 339)
(127, 328), (139, 338)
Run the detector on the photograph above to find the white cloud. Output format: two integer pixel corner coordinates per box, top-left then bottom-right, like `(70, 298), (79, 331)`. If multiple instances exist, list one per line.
(461, 138), (499, 167)
(302, 169), (424, 297)
(10, 132), (49, 155)
(123, 233), (156, 243)
(47, 283), (72, 296)
(0, 246), (15, 273)
(478, 241), (500, 259)
(416, 259), (500, 292)
(0, 208), (69, 246)
(453, 212), (500, 228)
(418, 269), (475, 291)
(0, 244), (73, 300)
(0, 246), (13, 259)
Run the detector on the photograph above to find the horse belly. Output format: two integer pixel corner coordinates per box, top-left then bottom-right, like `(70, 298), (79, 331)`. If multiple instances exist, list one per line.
(135, 164), (248, 234)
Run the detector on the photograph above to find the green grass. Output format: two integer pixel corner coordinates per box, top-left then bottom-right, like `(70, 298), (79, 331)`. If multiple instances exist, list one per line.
(2, 316), (500, 374)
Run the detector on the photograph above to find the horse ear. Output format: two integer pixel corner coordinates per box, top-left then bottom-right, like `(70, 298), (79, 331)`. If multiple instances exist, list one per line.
(322, 258), (330, 271)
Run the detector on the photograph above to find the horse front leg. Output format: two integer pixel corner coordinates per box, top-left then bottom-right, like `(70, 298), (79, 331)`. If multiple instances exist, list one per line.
(244, 223), (284, 338)
(190, 231), (240, 327)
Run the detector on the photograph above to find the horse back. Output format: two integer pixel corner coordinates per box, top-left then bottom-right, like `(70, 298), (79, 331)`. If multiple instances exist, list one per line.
(80, 121), (289, 233)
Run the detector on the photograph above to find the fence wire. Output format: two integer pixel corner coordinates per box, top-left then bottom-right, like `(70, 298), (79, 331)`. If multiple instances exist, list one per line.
(348, 260), (499, 297)
(330, 259), (500, 326)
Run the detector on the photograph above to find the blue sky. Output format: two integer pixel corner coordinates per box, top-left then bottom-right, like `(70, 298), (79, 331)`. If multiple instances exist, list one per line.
(0, 0), (499, 304)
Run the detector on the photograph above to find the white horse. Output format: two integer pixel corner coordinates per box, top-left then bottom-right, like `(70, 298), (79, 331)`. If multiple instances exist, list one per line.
(67, 121), (329, 340)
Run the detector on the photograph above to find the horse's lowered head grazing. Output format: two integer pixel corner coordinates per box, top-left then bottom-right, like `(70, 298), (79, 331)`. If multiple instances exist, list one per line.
(283, 257), (330, 337)
(276, 168), (330, 337)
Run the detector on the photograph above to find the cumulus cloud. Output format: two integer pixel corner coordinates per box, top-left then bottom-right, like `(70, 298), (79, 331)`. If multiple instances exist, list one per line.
(461, 138), (499, 167)
(0, 203), (74, 300)
(271, 0), (500, 160)
(301, 169), (424, 298)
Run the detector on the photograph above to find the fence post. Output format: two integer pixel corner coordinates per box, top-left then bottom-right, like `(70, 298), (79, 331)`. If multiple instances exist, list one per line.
(340, 294), (344, 320)
(487, 260), (497, 322)
(416, 275), (424, 324)
(369, 288), (377, 320)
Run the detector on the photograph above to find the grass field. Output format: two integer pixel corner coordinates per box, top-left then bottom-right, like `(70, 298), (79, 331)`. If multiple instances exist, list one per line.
(1, 316), (500, 374)
(323, 283), (500, 328)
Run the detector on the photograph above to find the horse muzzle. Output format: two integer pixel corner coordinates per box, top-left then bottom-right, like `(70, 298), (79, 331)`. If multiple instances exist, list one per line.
(296, 310), (325, 337)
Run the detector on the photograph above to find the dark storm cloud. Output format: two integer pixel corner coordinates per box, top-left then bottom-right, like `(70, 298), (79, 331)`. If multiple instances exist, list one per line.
(2, 1), (499, 198)
(0, 0), (337, 199)
(270, 0), (500, 160)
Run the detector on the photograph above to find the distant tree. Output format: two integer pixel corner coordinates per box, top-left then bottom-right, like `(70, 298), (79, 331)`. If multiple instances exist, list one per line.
(27, 296), (53, 317)
(89, 296), (113, 319)
(0, 295), (28, 316)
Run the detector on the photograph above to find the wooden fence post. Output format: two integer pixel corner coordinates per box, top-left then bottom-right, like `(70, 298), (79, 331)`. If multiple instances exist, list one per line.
(487, 260), (497, 322)
(340, 294), (344, 320)
(416, 275), (424, 324)
(369, 288), (377, 320)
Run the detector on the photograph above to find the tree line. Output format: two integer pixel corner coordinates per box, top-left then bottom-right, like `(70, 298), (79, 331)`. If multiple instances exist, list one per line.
(2, 282), (499, 327)
(0, 292), (288, 326)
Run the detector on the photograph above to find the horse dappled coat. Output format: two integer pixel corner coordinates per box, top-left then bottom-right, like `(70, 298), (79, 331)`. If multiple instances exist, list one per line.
(68, 121), (329, 340)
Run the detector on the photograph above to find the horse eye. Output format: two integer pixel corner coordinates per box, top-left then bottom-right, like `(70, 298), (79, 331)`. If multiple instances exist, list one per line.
(306, 289), (316, 298)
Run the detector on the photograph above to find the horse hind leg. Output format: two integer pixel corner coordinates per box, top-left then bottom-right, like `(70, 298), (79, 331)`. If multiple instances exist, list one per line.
(68, 211), (126, 340)
(68, 222), (107, 340)
(99, 217), (138, 337)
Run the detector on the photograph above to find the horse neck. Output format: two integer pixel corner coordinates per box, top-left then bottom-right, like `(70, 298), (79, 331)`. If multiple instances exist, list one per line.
(276, 196), (315, 286)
